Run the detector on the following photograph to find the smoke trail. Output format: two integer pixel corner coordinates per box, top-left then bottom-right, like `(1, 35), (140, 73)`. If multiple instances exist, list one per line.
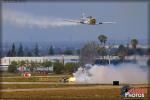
(74, 63), (148, 84)
(2, 9), (79, 28)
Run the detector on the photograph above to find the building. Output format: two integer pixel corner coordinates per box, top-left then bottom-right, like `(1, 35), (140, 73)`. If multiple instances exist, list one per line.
(0, 55), (79, 71)
(1, 55), (148, 71)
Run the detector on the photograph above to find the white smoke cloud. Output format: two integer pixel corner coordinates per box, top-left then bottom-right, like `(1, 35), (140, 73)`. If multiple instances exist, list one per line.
(2, 9), (79, 28)
(74, 63), (148, 84)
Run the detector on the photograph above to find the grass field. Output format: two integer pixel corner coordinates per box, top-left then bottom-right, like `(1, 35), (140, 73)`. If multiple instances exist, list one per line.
(0, 76), (62, 82)
(1, 72), (69, 77)
(1, 84), (100, 89)
(1, 84), (149, 100)
(0, 73), (70, 82)
(1, 72), (20, 77)
(1, 87), (149, 100)
(0, 88), (123, 100)
(0, 73), (149, 100)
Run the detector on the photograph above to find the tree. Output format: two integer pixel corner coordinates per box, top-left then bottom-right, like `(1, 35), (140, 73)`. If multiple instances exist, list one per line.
(97, 46), (107, 57)
(98, 35), (107, 47)
(17, 43), (24, 56)
(53, 62), (64, 74)
(18, 60), (26, 66)
(80, 41), (98, 65)
(34, 43), (39, 56)
(131, 39), (138, 50)
(117, 45), (127, 60)
(8, 61), (18, 73)
(11, 43), (16, 57)
(64, 63), (79, 74)
(131, 39), (138, 60)
(42, 61), (52, 67)
(63, 49), (73, 55)
(24, 47), (32, 57)
(98, 35), (108, 59)
(27, 51), (32, 57)
(30, 61), (40, 72)
(7, 49), (11, 57)
(48, 46), (54, 55)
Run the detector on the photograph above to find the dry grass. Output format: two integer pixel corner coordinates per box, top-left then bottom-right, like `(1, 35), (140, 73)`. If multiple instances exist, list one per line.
(1, 88), (123, 100)
(1, 85), (149, 100)
(0, 76), (62, 82)
(0, 72), (149, 100)
(1, 84), (100, 89)
(1, 72), (69, 77)
(0, 73), (71, 82)
(0, 72), (20, 77)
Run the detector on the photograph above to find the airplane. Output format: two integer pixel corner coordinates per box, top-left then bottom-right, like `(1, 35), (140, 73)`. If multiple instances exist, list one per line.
(64, 13), (116, 25)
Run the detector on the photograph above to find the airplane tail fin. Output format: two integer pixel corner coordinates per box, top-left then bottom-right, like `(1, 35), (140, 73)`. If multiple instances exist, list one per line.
(82, 13), (86, 19)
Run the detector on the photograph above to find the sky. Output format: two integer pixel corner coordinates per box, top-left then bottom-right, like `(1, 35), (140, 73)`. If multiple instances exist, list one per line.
(2, 2), (148, 45)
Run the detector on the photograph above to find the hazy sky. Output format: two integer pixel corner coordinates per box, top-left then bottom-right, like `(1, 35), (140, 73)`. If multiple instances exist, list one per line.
(2, 2), (148, 44)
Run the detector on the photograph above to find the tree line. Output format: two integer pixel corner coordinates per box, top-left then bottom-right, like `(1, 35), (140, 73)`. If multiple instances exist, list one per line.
(7, 43), (41, 57)
(6, 43), (79, 57)
(80, 34), (149, 65)
(8, 60), (80, 74)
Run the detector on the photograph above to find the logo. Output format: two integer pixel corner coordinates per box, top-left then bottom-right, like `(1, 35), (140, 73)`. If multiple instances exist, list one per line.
(120, 85), (147, 98)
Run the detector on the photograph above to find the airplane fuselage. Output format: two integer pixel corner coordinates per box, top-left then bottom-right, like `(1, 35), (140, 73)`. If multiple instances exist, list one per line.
(64, 14), (115, 25)
(81, 18), (97, 25)
(88, 18), (96, 25)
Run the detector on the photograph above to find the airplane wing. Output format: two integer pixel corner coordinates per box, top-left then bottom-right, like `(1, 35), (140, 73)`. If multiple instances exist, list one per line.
(64, 19), (81, 23)
(100, 22), (116, 24)
(95, 22), (116, 25)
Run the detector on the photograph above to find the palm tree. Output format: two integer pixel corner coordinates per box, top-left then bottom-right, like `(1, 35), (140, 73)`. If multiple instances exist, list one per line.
(98, 35), (107, 47)
(131, 39), (138, 60)
(98, 35), (108, 59)
(131, 39), (138, 50)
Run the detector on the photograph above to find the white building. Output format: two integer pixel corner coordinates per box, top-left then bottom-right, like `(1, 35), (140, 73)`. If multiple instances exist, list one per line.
(0, 55), (79, 71)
